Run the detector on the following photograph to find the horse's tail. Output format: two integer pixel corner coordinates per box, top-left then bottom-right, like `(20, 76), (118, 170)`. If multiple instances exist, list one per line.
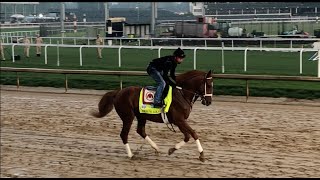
(91, 89), (120, 118)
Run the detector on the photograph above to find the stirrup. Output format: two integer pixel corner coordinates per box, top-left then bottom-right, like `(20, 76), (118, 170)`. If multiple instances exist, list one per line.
(153, 102), (163, 108)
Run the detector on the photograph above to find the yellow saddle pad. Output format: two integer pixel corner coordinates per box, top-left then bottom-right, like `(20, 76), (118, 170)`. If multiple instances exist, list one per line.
(139, 86), (173, 114)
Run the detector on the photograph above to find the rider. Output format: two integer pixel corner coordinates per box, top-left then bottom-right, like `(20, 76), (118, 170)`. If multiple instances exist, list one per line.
(147, 47), (186, 108)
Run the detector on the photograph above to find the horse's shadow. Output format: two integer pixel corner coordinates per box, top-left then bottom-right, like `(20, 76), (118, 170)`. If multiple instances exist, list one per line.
(128, 144), (210, 162)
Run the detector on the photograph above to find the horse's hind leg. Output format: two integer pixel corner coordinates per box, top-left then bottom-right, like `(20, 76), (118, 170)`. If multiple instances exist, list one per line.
(136, 117), (160, 154)
(118, 113), (134, 158)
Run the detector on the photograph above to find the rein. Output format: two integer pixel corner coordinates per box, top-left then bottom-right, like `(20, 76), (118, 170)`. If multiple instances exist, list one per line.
(165, 73), (213, 133)
(176, 86), (199, 107)
(176, 73), (212, 107)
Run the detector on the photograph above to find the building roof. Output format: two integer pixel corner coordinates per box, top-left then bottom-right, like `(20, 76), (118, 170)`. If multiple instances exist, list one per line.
(0, 2), (39, 4)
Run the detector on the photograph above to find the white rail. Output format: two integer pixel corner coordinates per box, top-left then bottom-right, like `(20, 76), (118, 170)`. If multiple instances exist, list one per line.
(2, 36), (319, 50)
(2, 43), (320, 77)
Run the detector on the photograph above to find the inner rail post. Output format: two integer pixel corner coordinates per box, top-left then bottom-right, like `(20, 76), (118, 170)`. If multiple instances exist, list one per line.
(246, 79), (249, 102)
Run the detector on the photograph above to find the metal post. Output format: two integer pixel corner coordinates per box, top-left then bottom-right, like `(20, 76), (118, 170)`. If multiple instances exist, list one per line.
(318, 50), (320, 77)
(60, 3), (66, 38)
(244, 48), (248, 72)
(16, 72), (20, 90)
(4, 5), (7, 23)
(104, 2), (109, 22)
(246, 80), (249, 102)
(23, 4), (25, 16)
(136, 6), (140, 22)
(151, 2), (156, 37)
(222, 42), (225, 73)
(194, 48), (199, 70)
(12, 44), (16, 62)
(158, 47), (162, 58)
(231, 40), (234, 51)
(65, 74), (68, 93)
(45, 45), (49, 64)
(299, 48), (304, 74)
(118, 46), (123, 67)
(107, 20), (112, 46)
(154, 2), (158, 19)
(79, 46), (84, 66)
(104, 2), (111, 46)
(119, 76), (123, 89)
(57, 41), (60, 66)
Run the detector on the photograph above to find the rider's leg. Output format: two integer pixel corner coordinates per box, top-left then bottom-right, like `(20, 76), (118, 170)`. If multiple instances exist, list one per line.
(148, 68), (166, 104)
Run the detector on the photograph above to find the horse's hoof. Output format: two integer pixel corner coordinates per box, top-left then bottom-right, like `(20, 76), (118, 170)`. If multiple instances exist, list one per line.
(199, 152), (205, 162)
(154, 150), (160, 156)
(129, 155), (138, 160)
(199, 156), (205, 162)
(168, 148), (176, 155)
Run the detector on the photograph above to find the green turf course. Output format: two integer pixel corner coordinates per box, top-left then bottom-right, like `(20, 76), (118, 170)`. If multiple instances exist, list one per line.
(1, 44), (320, 99)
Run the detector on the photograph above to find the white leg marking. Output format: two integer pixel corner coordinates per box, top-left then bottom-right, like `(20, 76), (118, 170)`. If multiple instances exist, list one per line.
(175, 141), (186, 150)
(195, 139), (203, 153)
(125, 143), (133, 158)
(145, 136), (159, 151)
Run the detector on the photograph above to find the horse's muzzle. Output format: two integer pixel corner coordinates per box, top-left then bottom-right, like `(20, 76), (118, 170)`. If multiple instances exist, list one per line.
(201, 99), (212, 106)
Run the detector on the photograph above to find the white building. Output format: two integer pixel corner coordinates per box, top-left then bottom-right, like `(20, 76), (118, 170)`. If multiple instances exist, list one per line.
(190, 2), (204, 17)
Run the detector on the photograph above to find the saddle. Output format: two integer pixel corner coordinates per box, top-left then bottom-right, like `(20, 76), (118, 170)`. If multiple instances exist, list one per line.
(139, 85), (173, 114)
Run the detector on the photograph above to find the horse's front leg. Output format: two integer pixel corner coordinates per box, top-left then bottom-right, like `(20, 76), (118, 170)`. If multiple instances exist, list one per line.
(170, 121), (205, 162)
(168, 125), (190, 155)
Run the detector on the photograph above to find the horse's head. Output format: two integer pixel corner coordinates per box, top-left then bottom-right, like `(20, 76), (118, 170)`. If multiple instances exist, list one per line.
(198, 70), (213, 106)
(177, 70), (213, 106)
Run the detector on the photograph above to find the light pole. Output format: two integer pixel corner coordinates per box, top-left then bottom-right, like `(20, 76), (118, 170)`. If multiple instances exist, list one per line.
(60, 2), (65, 38)
(136, 6), (140, 22)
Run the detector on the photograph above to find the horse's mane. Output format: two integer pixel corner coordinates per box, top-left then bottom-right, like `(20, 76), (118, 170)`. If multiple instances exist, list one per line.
(176, 70), (205, 84)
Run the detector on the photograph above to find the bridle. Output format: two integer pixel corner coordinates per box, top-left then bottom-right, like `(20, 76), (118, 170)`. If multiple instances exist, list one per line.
(166, 73), (212, 133)
(176, 74), (213, 107)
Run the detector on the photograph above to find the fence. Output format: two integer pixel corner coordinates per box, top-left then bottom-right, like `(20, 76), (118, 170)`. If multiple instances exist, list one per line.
(2, 36), (320, 49)
(3, 43), (320, 77)
(1, 67), (319, 102)
(0, 30), (40, 37)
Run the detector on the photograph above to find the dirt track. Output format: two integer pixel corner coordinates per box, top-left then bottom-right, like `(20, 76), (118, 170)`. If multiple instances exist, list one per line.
(1, 88), (320, 178)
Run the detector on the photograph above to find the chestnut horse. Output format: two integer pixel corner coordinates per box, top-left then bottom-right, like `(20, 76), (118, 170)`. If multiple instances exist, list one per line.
(91, 70), (213, 162)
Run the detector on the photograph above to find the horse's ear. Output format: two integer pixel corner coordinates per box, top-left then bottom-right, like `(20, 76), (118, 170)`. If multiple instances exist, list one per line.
(206, 70), (212, 78)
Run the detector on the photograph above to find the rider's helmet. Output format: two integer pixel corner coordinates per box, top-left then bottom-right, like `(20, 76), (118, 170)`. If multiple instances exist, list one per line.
(173, 48), (186, 58)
